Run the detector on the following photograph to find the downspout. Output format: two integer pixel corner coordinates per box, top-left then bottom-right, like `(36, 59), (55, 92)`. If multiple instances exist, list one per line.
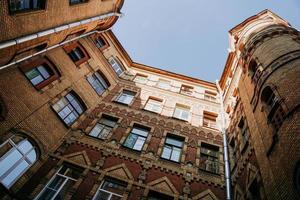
(216, 80), (233, 200)
(0, 13), (122, 71)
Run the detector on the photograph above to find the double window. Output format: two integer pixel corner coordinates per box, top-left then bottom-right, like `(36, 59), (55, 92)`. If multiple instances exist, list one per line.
(68, 47), (85, 62)
(161, 135), (184, 162)
(123, 125), (150, 151)
(94, 36), (107, 49)
(204, 90), (217, 102)
(20, 57), (60, 90)
(0, 135), (37, 188)
(115, 90), (136, 105)
(9, 0), (46, 14)
(144, 97), (163, 114)
(157, 79), (171, 90)
(203, 111), (218, 129)
(35, 164), (83, 200)
(64, 42), (89, 66)
(134, 74), (148, 84)
(109, 57), (124, 76)
(200, 143), (220, 174)
(180, 85), (193, 95)
(89, 115), (118, 139)
(173, 104), (190, 121)
(93, 178), (127, 200)
(52, 92), (86, 126)
(87, 71), (110, 95)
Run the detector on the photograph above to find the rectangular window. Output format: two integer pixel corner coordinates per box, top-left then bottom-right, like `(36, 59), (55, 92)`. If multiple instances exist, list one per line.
(35, 164), (83, 200)
(87, 71), (109, 95)
(68, 47), (85, 62)
(89, 115), (118, 139)
(204, 90), (217, 102)
(144, 97), (163, 113)
(173, 104), (190, 121)
(115, 90), (136, 105)
(92, 178), (127, 200)
(95, 37), (106, 49)
(238, 117), (249, 146)
(203, 111), (218, 129)
(161, 135), (184, 162)
(109, 57), (124, 76)
(123, 125), (150, 151)
(157, 79), (171, 90)
(9, 0), (46, 13)
(25, 64), (51, 86)
(200, 143), (220, 174)
(134, 73), (148, 84)
(180, 85), (193, 95)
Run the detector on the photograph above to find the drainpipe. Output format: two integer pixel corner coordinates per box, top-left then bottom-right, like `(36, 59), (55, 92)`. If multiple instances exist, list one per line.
(216, 80), (233, 200)
(0, 12), (122, 71)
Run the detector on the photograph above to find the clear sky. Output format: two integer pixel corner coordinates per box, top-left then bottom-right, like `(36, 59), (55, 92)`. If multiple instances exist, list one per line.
(113, 1), (300, 82)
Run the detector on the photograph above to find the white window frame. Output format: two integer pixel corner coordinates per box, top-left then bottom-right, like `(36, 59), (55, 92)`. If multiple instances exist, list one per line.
(134, 74), (148, 84)
(144, 98), (163, 113)
(173, 104), (190, 121)
(0, 136), (37, 189)
(109, 57), (124, 76)
(89, 115), (118, 139)
(92, 179), (126, 200)
(35, 166), (79, 200)
(156, 79), (171, 90)
(115, 90), (136, 105)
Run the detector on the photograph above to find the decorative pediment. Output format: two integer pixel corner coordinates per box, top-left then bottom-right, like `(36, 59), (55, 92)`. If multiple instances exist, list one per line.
(64, 151), (91, 166)
(193, 189), (219, 200)
(105, 163), (134, 180)
(148, 176), (178, 195)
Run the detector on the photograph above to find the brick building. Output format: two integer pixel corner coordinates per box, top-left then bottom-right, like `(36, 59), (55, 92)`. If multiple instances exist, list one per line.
(0, 2), (299, 200)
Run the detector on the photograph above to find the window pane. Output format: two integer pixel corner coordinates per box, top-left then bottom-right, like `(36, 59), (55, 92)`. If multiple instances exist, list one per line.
(1, 159), (29, 188)
(124, 134), (138, 149)
(18, 139), (33, 154)
(100, 118), (117, 127)
(64, 112), (78, 125)
(48, 175), (66, 190)
(58, 106), (73, 119)
(37, 65), (50, 79)
(54, 179), (75, 200)
(95, 72), (108, 89)
(101, 179), (127, 195)
(161, 146), (171, 160)
(131, 127), (148, 137)
(52, 98), (68, 112)
(0, 148), (22, 177)
(26, 149), (37, 163)
(166, 138), (183, 147)
(70, 99), (83, 114)
(94, 190), (110, 200)
(171, 147), (181, 162)
(37, 188), (57, 200)
(133, 137), (145, 151)
(89, 124), (104, 137)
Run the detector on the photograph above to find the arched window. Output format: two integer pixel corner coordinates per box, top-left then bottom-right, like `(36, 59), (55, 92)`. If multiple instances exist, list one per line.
(0, 135), (37, 188)
(248, 59), (262, 83)
(95, 36), (107, 49)
(63, 42), (90, 66)
(52, 91), (87, 126)
(261, 86), (285, 131)
(20, 57), (60, 90)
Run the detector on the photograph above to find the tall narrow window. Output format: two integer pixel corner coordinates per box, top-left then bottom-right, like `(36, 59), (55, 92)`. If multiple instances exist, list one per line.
(68, 47), (85, 62)
(52, 92), (86, 126)
(144, 97), (163, 113)
(180, 85), (193, 95)
(87, 71), (110, 95)
(94, 36), (106, 49)
(248, 59), (263, 83)
(238, 117), (249, 148)
(123, 125), (150, 151)
(134, 73), (148, 84)
(203, 111), (218, 129)
(64, 42), (89, 66)
(157, 79), (171, 90)
(0, 135), (37, 188)
(173, 104), (190, 121)
(20, 57), (60, 90)
(204, 90), (217, 102)
(200, 143), (220, 174)
(9, 0), (46, 13)
(89, 115), (118, 139)
(109, 57), (124, 76)
(92, 178), (127, 200)
(161, 135), (184, 162)
(115, 90), (136, 105)
(35, 164), (83, 200)
(261, 86), (285, 131)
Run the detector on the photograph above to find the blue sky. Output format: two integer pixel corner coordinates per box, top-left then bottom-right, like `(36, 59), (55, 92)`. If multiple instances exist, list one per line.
(113, 1), (300, 82)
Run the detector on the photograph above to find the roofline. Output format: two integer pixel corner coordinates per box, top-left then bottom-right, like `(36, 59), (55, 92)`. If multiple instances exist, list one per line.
(219, 52), (235, 89)
(106, 30), (216, 89)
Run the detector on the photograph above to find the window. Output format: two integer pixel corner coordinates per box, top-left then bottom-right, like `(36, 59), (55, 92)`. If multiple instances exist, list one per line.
(52, 92), (86, 126)
(0, 135), (37, 188)
(123, 125), (150, 151)
(238, 117), (249, 148)
(87, 71), (110, 95)
(92, 178), (127, 200)
(20, 57), (60, 89)
(173, 104), (190, 121)
(9, 0), (46, 13)
(64, 42), (89, 66)
(109, 57), (124, 76)
(148, 191), (174, 200)
(180, 85), (193, 95)
(261, 86), (285, 131)
(204, 90), (217, 102)
(94, 36), (106, 49)
(203, 111), (218, 129)
(69, 0), (87, 5)
(200, 143), (220, 174)
(248, 59), (263, 83)
(115, 90), (136, 105)
(134, 73), (148, 84)
(157, 79), (171, 90)
(161, 135), (184, 162)
(144, 97), (163, 113)
(89, 115), (118, 139)
(35, 164), (83, 200)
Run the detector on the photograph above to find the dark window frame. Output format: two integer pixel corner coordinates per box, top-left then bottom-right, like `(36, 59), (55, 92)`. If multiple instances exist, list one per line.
(123, 124), (150, 152)
(114, 89), (136, 106)
(69, 0), (88, 6)
(199, 143), (220, 175)
(63, 42), (90, 66)
(87, 70), (110, 96)
(88, 114), (118, 140)
(160, 134), (184, 163)
(8, 0), (46, 14)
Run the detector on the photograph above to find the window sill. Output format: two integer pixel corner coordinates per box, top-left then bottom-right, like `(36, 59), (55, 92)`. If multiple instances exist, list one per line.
(160, 157), (181, 165)
(171, 116), (189, 123)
